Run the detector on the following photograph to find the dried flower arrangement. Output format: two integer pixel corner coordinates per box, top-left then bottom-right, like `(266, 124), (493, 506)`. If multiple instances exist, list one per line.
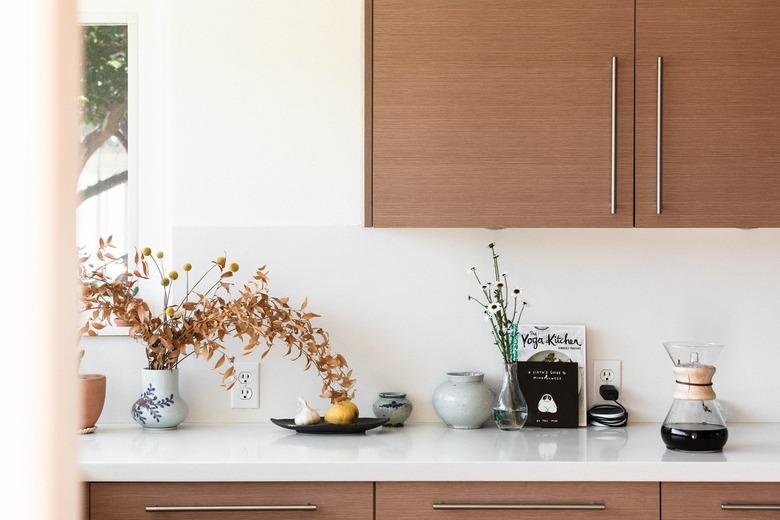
(80, 237), (355, 402)
(467, 242), (528, 364)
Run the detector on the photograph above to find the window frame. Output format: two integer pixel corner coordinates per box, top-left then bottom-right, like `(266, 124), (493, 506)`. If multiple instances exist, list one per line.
(79, 12), (138, 336)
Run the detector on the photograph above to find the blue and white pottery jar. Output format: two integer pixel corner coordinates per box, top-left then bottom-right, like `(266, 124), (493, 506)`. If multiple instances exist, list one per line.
(432, 372), (495, 429)
(131, 369), (189, 430)
(372, 392), (413, 426)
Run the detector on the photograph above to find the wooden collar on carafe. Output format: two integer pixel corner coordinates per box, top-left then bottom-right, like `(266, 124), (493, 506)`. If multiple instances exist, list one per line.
(673, 365), (716, 400)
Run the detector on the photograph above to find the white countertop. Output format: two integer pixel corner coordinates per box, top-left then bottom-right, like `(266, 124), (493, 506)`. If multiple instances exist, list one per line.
(79, 422), (780, 482)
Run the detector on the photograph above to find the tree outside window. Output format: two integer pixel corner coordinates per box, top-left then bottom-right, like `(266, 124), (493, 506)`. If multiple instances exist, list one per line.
(78, 24), (129, 272)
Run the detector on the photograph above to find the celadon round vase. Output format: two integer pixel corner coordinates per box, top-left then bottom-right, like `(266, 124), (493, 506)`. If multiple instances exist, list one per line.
(131, 369), (189, 430)
(432, 372), (495, 429)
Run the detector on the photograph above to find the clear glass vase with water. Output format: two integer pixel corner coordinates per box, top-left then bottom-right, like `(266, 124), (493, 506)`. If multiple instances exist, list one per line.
(493, 363), (528, 430)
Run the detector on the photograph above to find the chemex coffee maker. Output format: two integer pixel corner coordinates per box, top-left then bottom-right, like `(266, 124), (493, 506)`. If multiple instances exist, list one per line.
(661, 342), (728, 452)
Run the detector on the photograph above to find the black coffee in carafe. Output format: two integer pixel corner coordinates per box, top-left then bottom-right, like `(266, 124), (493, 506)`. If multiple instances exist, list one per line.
(661, 423), (728, 452)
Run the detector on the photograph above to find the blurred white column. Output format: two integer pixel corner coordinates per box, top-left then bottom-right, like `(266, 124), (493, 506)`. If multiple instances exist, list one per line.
(0, 0), (79, 519)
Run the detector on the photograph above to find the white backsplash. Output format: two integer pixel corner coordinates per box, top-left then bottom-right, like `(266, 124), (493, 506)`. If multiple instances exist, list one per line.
(81, 226), (780, 424)
(76, 1), (780, 425)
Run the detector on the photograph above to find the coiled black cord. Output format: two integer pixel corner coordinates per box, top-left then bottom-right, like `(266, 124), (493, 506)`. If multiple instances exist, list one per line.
(588, 401), (628, 427)
(587, 384), (628, 427)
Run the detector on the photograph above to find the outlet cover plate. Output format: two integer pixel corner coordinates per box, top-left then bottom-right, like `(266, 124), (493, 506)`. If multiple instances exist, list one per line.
(591, 359), (622, 405)
(231, 361), (260, 409)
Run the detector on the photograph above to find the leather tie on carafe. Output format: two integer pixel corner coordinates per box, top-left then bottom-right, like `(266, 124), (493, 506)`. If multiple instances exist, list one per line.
(673, 365), (716, 401)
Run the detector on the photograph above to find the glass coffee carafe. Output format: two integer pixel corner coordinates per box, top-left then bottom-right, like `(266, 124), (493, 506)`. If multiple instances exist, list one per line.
(661, 342), (728, 452)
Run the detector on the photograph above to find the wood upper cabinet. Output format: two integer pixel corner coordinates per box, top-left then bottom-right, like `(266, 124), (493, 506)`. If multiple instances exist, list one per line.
(369, 0), (634, 227)
(636, 1), (780, 227)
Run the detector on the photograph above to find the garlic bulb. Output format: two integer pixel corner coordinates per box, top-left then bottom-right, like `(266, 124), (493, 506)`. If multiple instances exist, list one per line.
(294, 398), (321, 426)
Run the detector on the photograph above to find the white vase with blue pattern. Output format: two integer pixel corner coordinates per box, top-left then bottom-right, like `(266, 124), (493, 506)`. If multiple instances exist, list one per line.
(373, 392), (413, 426)
(131, 369), (189, 430)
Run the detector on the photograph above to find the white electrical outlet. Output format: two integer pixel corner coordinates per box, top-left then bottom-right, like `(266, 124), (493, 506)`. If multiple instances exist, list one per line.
(231, 361), (260, 409)
(591, 359), (622, 404)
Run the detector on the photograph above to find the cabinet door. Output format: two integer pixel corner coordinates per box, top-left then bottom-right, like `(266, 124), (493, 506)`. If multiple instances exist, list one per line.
(662, 482), (780, 519)
(90, 482), (372, 520)
(376, 482), (660, 520)
(370, 1), (634, 227)
(636, 1), (780, 227)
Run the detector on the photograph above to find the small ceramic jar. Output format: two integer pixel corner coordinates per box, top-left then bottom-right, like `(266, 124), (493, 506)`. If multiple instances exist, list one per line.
(373, 392), (413, 426)
(432, 372), (495, 429)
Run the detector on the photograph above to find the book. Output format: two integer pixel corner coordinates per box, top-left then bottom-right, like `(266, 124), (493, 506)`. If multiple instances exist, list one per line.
(514, 324), (588, 427)
(518, 361), (579, 428)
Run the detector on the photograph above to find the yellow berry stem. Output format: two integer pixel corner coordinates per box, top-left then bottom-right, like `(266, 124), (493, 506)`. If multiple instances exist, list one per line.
(172, 262), (220, 313)
(147, 255), (171, 312)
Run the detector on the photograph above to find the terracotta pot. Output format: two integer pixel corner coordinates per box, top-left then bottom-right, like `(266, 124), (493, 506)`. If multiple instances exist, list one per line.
(80, 374), (106, 430)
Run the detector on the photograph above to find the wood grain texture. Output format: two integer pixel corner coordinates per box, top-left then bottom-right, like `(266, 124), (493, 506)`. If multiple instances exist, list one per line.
(82, 482), (90, 520)
(371, 0), (634, 227)
(376, 482), (659, 520)
(90, 482), (372, 520)
(662, 482), (780, 519)
(364, 0), (373, 227)
(636, 0), (780, 227)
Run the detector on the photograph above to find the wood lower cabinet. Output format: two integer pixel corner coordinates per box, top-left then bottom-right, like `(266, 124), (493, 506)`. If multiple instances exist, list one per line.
(86, 481), (780, 519)
(636, 0), (780, 227)
(662, 483), (780, 520)
(82, 482), (90, 520)
(89, 482), (372, 520)
(375, 482), (660, 520)
(370, 0), (634, 227)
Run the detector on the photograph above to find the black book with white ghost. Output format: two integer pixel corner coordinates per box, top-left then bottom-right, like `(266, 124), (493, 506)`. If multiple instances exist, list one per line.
(517, 361), (579, 428)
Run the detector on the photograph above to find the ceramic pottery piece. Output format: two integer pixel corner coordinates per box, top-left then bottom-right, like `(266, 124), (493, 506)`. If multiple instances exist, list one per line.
(131, 369), (188, 430)
(372, 392), (413, 426)
(432, 372), (495, 429)
(271, 417), (388, 434)
(79, 374), (106, 430)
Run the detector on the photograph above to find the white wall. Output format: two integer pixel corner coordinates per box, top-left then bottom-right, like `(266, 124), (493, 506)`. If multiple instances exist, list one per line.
(167, 0), (364, 227)
(81, 0), (780, 424)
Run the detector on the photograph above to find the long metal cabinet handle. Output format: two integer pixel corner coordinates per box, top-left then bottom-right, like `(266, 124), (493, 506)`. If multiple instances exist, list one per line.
(433, 503), (606, 511)
(722, 504), (780, 510)
(145, 504), (317, 512)
(611, 55), (617, 215)
(656, 56), (663, 214)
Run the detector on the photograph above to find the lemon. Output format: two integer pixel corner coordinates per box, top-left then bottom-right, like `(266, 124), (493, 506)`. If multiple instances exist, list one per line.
(324, 400), (359, 424)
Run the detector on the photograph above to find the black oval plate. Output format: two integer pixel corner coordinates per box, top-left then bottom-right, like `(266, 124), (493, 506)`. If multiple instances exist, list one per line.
(270, 417), (388, 434)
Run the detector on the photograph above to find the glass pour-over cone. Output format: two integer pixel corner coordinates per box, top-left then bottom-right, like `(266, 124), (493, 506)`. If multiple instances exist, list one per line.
(661, 342), (728, 452)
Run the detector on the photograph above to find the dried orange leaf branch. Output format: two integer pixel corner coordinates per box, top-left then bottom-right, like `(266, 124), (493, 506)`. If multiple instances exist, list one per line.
(79, 239), (355, 401)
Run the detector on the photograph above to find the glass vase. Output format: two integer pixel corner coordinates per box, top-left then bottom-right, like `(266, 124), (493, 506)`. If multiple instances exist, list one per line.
(493, 362), (528, 431)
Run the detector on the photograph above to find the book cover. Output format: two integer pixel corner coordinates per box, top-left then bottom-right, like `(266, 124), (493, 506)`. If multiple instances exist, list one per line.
(518, 361), (579, 428)
(514, 324), (587, 426)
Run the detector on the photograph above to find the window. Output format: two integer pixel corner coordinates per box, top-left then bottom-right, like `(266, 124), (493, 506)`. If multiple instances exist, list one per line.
(78, 22), (134, 275)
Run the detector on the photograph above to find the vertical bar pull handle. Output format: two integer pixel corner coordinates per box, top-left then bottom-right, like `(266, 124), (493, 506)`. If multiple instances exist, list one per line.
(611, 56), (617, 215)
(656, 56), (663, 214)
